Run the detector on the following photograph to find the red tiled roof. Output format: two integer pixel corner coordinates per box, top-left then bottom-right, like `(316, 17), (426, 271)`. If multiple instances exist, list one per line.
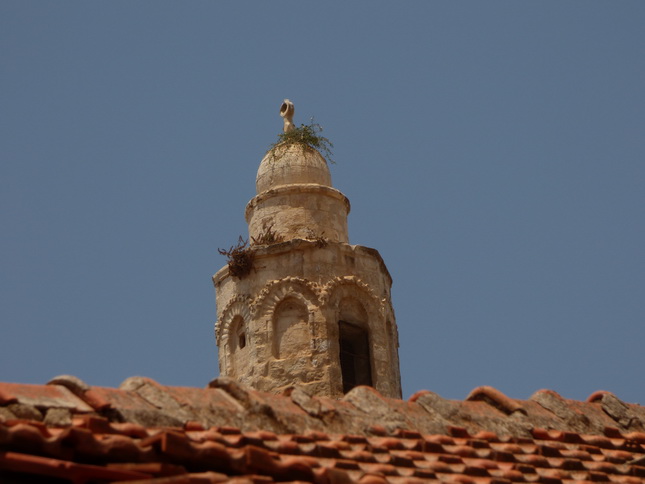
(1, 376), (644, 483)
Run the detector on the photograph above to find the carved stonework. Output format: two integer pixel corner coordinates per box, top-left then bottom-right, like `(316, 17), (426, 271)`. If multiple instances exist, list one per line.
(321, 276), (384, 316)
(251, 277), (321, 318)
(214, 249), (401, 398)
(215, 295), (252, 346)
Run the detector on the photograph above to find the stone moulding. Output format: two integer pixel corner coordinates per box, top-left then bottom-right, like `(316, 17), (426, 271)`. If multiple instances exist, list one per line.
(217, 276), (386, 335)
(251, 277), (321, 318)
(320, 275), (385, 318)
(215, 294), (252, 346)
(244, 184), (350, 222)
(212, 241), (393, 288)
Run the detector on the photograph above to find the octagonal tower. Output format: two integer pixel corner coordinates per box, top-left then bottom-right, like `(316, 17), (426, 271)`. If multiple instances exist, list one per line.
(213, 101), (401, 398)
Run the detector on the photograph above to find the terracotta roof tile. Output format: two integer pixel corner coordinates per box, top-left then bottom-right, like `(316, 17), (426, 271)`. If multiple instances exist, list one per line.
(0, 382), (93, 413)
(2, 379), (645, 482)
(0, 451), (152, 481)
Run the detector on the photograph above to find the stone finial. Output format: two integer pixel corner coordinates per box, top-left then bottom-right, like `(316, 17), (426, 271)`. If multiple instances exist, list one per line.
(280, 99), (295, 133)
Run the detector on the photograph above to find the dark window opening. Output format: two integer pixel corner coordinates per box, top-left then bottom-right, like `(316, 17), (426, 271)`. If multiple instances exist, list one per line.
(238, 332), (246, 349)
(339, 321), (372, 393)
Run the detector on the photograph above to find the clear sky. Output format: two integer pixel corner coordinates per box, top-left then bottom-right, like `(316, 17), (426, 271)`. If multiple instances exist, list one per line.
(2, 2), (644, 404)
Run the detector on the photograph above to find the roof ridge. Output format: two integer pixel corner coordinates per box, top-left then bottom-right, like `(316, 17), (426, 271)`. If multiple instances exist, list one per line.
(1, 379), (644, 440)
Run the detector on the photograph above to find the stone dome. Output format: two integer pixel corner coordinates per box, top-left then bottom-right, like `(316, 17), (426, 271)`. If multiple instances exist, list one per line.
(256, 144), (332, 194)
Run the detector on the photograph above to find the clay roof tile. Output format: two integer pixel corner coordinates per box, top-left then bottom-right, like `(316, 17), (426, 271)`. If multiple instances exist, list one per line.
(2, 380), (645, 483)
(466, 387), (526, 417)
(0, 382), (93, 413)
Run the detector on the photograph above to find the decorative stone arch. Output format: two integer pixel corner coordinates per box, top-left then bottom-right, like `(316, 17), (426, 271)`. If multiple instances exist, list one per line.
(216, 295), (252, 345)
(251, 277), (323, 361)
(321, 276), (386, 393)
(271, 296), (310, 359)
(251, 276), (321, 318)
(216, 295), (252, 376)
(320, 276), (384, 322)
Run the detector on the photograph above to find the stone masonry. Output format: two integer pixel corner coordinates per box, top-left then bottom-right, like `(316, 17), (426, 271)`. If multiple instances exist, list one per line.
(213, 105), (401, 398)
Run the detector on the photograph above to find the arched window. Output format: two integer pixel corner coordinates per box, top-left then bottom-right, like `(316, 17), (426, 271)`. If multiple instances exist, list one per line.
(339, 321), (372, 393)
(230, 315), (245, 351)
(338, 297), (372, 393)
(229, 315), (248, 375)
(273, 297), (309, 359)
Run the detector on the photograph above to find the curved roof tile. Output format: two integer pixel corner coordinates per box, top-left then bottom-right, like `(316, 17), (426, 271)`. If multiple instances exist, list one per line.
(1, 378), (644, 482)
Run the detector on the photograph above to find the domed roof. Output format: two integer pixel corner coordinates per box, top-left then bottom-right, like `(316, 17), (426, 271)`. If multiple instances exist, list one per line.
(256, 144), (332, 194)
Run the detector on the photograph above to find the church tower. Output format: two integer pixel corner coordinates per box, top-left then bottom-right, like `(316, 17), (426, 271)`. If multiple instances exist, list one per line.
(213, 100), (401, 398)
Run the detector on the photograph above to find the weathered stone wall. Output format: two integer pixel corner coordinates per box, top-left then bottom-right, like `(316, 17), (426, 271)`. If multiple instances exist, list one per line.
(214, 240), (401, 398)
(246, 185), (350, 244)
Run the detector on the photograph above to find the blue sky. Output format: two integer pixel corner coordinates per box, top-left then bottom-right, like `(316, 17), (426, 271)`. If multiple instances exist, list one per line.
(2, 2), (644, 404)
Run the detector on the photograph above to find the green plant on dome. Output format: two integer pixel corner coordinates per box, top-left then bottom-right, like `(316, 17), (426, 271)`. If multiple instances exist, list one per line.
(267, 119), (335, 165)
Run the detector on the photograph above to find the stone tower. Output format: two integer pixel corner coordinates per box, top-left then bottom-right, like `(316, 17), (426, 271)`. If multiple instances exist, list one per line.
(213, 101), (401, 398)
